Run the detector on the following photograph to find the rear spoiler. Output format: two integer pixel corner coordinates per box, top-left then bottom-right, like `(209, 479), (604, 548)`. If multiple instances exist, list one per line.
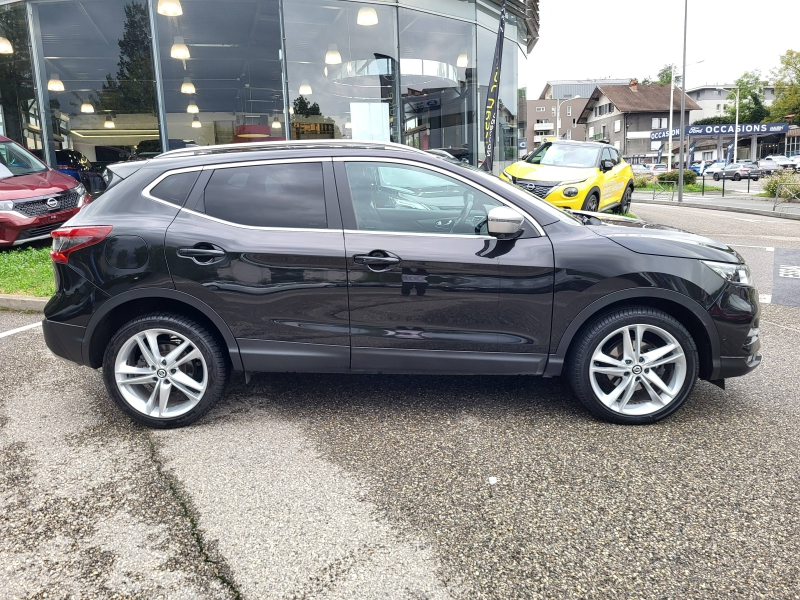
(103, 160), (149, 191)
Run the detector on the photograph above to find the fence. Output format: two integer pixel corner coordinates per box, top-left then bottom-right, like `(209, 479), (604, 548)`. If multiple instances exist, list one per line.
(774, 183), (800, 214)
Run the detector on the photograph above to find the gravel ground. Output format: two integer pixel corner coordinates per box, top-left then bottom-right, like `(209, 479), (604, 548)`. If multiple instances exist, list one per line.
(1, 205), (798, 599)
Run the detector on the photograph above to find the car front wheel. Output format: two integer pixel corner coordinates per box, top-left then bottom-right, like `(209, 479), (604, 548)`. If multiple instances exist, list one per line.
(103, 313), (229, 428)
(581, 193), (599, 212)
(568, 307), (699, 425)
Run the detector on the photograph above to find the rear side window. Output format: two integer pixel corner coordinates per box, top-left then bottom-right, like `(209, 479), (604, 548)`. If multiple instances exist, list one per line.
(203, 162), (327, 229)
(149, 171), (200, 206)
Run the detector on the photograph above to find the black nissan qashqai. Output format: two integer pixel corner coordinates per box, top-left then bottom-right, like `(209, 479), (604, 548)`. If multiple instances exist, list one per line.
(43, 141), (761, 428)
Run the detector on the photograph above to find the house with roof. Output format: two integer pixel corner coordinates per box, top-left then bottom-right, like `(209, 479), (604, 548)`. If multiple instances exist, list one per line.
(577, 80), (700, 163)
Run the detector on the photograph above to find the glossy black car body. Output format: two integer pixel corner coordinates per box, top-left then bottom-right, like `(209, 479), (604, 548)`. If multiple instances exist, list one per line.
(43, 141), (761, 425)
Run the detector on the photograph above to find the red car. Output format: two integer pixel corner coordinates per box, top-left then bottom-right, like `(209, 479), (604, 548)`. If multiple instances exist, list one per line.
(0, 136), (92, 247)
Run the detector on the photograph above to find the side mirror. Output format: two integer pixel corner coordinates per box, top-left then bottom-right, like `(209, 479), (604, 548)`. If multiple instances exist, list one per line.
(601, 159), (614, 172)
(487, 206), (525, 239)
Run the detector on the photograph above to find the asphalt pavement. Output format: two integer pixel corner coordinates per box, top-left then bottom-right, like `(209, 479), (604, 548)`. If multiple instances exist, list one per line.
(1, 206), (799, 599)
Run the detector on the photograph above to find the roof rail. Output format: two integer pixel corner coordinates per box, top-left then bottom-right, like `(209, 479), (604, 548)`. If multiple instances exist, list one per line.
(154, 139), (428, 160)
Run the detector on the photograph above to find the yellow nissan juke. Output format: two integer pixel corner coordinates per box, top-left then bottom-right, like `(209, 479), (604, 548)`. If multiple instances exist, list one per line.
(501, 140), (634, 214)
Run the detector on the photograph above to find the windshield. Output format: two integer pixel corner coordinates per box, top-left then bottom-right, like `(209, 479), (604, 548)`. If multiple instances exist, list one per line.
(525, 143), (600, 168)
(0, 142), (49, 179)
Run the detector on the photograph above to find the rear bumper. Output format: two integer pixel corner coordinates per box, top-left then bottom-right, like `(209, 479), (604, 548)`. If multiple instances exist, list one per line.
(0, 207), (80, 246)
(42, 318), (87, 366)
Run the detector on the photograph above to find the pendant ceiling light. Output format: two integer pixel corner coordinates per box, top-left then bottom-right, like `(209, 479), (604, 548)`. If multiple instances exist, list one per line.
(0, 34), (12, 55)
(191, 115), (201, 128)
(186, 102), (199, 114)
(47, 73), (65, 92)
(181, 77), (195, 94)
(104, 116), (115, 129)
(457, 53), (469, 68)
(157, 0), (183, 16)
(171, 36), (190, 60)
(289, 106), (294, 116)
(344, 121), (352, 130)
(80, 102), (94, 114)
(325, 44), (342, 65)
(271, 116), (282, 130)
(298, 80), (312, 95)
(357, 7), (378, 26)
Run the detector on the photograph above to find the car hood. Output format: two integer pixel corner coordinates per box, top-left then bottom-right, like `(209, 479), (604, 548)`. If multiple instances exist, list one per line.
(573, 211), (742, 263)
(508, 162), (597, 183)
(0, 169), (78, 200)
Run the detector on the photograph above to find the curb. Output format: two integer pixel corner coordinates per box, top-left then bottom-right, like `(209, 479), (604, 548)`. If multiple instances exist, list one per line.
(632, 198), (800, 221)
(0, 294), (48, 313)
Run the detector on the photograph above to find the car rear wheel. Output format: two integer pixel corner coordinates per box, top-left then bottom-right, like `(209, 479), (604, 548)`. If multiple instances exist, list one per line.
(614, 186), (633, 214)
(568, 307), (698, 425)
(581, 193), (599, 212)
(713, 173), (720, 181)
(733, 173), (741, 181)
(103, 313), (228, 428)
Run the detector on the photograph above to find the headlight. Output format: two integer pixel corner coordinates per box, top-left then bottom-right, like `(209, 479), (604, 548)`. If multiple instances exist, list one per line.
(501, 169), (515, 183)
(702, 260), (753, 287)
(74, 183), (87, 196)
(0, 200), (14, 211)
(563, 187), (579, 198)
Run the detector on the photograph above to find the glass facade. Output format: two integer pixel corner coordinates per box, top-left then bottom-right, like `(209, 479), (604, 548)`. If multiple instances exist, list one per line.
(0, 0), (528, 174)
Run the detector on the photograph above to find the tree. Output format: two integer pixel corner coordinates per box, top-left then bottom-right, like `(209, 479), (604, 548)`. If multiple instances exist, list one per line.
(769, 49), (800, 125)
(691, 116), (729, 125)
(642, 64), (681, 86)
(292, 96), (321, 118)
(723, 71), (769, 123)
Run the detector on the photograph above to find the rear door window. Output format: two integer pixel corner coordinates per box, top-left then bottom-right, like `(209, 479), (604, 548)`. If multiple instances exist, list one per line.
(202, 162), (327, 229)
(149, 171), (200, 206)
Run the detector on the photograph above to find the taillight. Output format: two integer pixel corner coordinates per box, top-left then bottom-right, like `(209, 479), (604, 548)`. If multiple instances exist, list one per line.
(50, 226), (112, 264)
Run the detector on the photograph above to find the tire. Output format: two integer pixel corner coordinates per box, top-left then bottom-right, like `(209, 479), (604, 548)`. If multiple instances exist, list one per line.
(733, 173), (741, 181)
(103, 313), (229, 428)
(752, 177), (759, 181)
(614, 186), (633, 215)
(713, 173), (720, 181)
(567, 307), (699, 425)
(581, 193), (599, 212)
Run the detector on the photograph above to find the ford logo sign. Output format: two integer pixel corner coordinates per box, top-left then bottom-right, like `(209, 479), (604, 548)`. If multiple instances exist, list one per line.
(46, 197), (58, 209)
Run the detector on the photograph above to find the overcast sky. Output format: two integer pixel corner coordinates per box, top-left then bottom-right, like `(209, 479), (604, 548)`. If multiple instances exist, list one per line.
(522, 0), (799, 97)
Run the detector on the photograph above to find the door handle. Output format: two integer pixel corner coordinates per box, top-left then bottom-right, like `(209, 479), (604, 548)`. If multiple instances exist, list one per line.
(353, 254), (400, 266)
(178, 247), (225, 258)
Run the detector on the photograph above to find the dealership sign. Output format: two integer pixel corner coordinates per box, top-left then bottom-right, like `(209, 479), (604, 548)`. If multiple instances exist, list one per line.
(651, 123), (790, 140)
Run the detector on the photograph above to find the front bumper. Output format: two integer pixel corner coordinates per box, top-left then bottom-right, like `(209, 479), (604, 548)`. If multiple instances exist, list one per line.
(709, 283), (762, 380)
(0, 207), (80, 246)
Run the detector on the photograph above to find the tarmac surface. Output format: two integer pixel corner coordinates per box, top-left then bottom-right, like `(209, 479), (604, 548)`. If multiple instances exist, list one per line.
(1, 205), (799, 599)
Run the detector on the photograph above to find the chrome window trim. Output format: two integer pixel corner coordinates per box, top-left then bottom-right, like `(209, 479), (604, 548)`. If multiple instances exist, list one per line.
(343, 229), (493, 240)
(141, 166), (205, 207)
(179, 207), (338, 234)
(332, 156), (547, 237)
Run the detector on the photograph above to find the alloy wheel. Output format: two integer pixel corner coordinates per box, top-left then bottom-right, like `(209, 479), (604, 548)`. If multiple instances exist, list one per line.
(588, 324), (687, 416)
(113, 328), (208, 418)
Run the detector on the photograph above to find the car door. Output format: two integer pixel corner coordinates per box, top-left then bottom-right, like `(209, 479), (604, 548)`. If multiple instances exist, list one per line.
(598, 147), (624, 209)
(335, 158), (554, 375)
(164, 158), (350, 373)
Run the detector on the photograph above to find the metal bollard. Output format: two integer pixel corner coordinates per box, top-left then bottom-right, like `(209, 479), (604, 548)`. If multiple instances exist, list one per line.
(702, 174), (705, 196)
(722, 176), (725, 197)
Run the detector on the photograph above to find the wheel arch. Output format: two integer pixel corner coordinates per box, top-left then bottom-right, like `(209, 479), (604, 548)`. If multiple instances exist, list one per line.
(83, 288), (243, 371)
(545, 289), (719, 380)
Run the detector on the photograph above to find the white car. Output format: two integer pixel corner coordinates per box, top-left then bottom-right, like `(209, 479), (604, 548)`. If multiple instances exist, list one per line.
(649, 163), (668, 174)
(703, 161), (728, 177)
(765, 155), (797, 171)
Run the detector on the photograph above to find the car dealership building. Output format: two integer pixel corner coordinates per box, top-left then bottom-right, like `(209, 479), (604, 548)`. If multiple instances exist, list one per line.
(0, 0), (538, 173)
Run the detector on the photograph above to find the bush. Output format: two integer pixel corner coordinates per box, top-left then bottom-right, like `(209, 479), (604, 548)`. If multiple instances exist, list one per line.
(762, 169), (800, 200)
(657, 170), (697, 185)
(633, 173), (652, 188)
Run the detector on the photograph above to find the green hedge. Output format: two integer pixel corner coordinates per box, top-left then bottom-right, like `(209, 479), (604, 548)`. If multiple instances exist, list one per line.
(657, 170), (697, 185)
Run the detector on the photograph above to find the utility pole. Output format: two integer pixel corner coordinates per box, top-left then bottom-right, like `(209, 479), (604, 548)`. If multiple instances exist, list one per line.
(668, 64), (675, 169)
(678, 0), (688, 202)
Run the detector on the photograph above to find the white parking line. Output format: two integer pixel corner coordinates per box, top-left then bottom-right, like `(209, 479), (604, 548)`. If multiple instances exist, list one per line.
(730, 244), (775, 251)
(0, 321), (42, 339)
(760, 294), (772, 304)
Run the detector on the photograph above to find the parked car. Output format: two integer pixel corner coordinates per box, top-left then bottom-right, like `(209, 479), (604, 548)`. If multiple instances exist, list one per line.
(648, 163), (668, 174)
(42, 140), (761, 428)
(765, 155), (796, 171)
(631, 164), (652, 175)
(501, 140), (634, 214)
(757, 159), (779, 175)
(689, 162), (706, 175)
(703, 161), (728, 178)
(718, 163), (761, 181)
(31, 149), (107, 195)
(0, 136), (93, 247)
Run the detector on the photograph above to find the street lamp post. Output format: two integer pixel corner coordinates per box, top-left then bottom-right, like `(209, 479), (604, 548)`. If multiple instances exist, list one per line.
(555, 95), (579, 140)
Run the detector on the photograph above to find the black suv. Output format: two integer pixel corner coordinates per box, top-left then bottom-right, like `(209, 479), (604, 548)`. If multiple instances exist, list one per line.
(43, 141), (761, 428)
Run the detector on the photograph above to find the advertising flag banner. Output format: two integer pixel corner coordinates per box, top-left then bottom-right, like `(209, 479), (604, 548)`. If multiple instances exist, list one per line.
(688, 141), (696, 165)
(480, 0), (506, 172)
(656, 143), (664, 164)
(726, 140), (734, 164)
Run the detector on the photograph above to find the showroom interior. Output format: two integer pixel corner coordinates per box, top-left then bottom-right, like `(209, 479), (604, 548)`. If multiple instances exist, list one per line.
(0, 0), (536, 176)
